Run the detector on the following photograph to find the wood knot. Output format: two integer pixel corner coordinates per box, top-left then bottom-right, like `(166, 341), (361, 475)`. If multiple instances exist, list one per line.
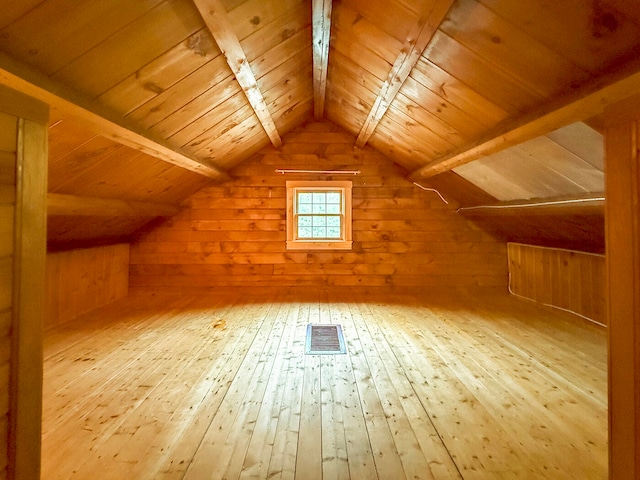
(281, 28), (296, 41)
(250, 15), (261, 25)
(143, 82), (164, 94)
(187, 33), (207, 57)
(592, 7), (619, 38)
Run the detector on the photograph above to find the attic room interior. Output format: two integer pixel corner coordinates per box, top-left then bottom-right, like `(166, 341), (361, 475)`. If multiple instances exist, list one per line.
(0, 0), (639, 479)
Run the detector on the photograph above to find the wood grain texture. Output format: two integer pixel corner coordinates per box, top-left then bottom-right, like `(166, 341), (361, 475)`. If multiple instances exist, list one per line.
(0, 109), (16, 480)
(604, 99), (640, 479)
(41, 289), (607, 479)
(47, 193), (181, 217)
(10, 115), (48, 480)
(312, 0), (332, 120)
(355, 0), (455, 147)
(193, 0), (282, 148)
(0, 51), (228, 179)
(409, 68), (640, 180)
(130, 122), (508, 292)
(507, 243), (605, 326)
(45, 244), (129, 329)
(1, 0), (640, 218)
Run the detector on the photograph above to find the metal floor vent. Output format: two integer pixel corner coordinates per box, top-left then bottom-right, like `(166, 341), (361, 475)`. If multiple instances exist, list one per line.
(305, 324), (347, 355)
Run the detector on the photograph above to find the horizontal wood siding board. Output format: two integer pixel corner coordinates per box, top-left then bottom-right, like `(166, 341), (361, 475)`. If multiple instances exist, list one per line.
(130, 121), (508, 289)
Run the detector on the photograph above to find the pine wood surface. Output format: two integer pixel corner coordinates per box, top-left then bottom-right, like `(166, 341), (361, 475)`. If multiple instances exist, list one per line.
(41, 289), (607, 479)
(0, 94), (48, 479)
(507, 243), (605, 326)
(11, 116), (48, 480)
(0, 110), (16, 480)
(45, 244), (130, 329)
(130, 122), (508, 291)
(604, 99), (640, 478)
(1, 0), (640, 253)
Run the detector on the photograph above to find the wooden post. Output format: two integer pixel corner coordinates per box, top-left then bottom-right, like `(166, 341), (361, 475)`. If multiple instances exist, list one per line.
(0, 85), (48, 480)
(605, 95), (640, 480)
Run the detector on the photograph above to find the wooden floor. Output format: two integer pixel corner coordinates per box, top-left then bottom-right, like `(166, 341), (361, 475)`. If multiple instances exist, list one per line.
(41, 289), (607, 480)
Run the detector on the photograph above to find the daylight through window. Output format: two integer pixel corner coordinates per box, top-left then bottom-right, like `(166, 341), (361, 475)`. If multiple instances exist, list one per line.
(286, 181), (352, 250)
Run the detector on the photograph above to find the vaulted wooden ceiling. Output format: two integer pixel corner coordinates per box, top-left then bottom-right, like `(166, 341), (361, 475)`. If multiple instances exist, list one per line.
(1, 0), (639, 251)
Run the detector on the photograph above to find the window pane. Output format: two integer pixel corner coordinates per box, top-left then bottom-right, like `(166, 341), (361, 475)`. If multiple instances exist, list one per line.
(298, 216), (312, 227)
(312, 203), (326, 214)
(327, 216), (341, 227)
(298, 226), (313, 238)
(312, 216), (326, 227)
(312, 226), (327, 237)
(327, 227), (341, 238)
(326, 192), (341, 204)
(298, 203), (312, 214)
(288, 184), (350, 246)
(298, 192), (312, 204)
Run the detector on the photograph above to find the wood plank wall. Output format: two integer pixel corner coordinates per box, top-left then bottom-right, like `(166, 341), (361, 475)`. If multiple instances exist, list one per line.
(45, 244), (129, 329)
(507, 243), (605, 325)
(130, 122), (508, 293)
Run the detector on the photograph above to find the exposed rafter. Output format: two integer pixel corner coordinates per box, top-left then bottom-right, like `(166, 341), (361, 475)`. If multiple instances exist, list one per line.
(0, 52), (229, 181)
(354, 0), (455, 148)
(312, 0), (332, 121)
(193, 0), (282, 149)
(409, 68), (640, 180)
(47, 193), (181, 217)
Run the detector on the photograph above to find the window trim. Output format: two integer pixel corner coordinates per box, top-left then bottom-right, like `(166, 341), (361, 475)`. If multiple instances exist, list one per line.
(286, 180), (353, 250)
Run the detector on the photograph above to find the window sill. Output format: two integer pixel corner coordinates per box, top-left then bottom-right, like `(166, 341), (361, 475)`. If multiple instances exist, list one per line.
(286, 240), (353, 251)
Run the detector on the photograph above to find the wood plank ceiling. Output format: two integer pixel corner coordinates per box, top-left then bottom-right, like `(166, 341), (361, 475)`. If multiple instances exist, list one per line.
(1, 0), (640, 249)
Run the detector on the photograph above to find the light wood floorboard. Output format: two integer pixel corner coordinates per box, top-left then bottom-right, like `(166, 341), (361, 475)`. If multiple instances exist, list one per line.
(41, 290), (607, 479)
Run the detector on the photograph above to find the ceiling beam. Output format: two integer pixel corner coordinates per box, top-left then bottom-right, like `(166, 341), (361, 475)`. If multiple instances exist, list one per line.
(193, 0), (282, 149)
(354, 0), (455, 148)
(0, 52), (228, 181)
(47, 193), (181, 217)
(312, 0), (332, 121)
(457, 193), (605, 217)
(409, 68), (640, 180)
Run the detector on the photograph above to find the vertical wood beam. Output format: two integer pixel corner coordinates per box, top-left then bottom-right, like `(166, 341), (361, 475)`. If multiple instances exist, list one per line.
(6, 90), (48, 480)
(354, 0), (455, 148)
(192, 0), (282, 148)
(605, 95), (640, 479)
(312, 0), (332, 121)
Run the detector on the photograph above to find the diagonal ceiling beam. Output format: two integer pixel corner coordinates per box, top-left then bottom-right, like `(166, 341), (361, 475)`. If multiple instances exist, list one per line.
(0, 52), (228, 181)
(193, 0), (282, 149)
(408, 68), (640, 181)
(354, 0), (456, 148)
(312, 0), (332, 121)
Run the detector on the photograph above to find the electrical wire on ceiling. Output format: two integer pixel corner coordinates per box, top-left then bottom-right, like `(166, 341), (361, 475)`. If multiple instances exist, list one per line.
(456, 196), (605, 213)
(412, 182), (449, 205)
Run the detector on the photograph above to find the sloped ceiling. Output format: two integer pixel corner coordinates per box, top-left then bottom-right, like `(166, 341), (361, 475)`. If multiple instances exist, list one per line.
(454, 122), (604, 201)
(1, 0), (639, 251)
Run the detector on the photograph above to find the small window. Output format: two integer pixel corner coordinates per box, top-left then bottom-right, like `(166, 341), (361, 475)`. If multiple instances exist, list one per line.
(286, 180), (352, 250)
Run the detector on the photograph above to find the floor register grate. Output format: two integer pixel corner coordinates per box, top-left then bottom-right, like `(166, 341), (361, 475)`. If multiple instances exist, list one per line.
(305, 324), (347, 354)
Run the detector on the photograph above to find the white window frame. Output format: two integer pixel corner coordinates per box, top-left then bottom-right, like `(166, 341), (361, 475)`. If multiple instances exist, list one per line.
(286, 180), (353, 250)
